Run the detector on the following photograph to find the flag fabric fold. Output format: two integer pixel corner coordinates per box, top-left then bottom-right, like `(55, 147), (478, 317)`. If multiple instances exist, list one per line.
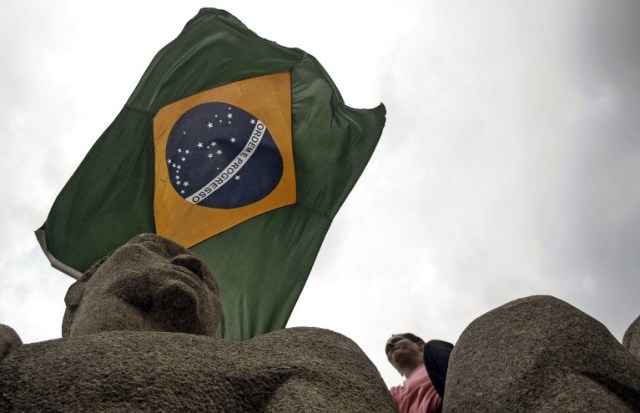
(38, 8), (385, 341)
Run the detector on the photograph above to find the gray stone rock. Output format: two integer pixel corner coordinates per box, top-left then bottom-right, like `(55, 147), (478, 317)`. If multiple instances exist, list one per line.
(0, 324), (21, 359)
(444, 295), (640, 413)
(62, 233), (222, 338)
(0, 327), (396, 412)
(624, 315), (640, 359)
(0, 234), (397, 412)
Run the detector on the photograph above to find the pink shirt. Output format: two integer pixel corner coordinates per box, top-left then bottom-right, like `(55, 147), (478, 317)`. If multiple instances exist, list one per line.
(389, 365), (442, 413)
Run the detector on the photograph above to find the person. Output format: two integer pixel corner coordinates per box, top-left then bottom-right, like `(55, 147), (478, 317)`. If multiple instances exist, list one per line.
(385, 333), (453, 413)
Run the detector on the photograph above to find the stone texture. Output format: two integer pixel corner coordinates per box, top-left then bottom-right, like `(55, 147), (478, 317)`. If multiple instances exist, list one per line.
(624, 315), (640, 359)
(0, 327), (396, 412)
(0, 324), (21, 360)
(62, 233), (222, 338)
(444, 295), (640, 413)
(0, 234), (397, 412)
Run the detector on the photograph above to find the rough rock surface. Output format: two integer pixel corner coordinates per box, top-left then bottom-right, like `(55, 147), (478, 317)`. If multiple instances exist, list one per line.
(1, 234), (397, 412)
(444, 295), (640, 413)
(0, 327), (397, 412)
(624, 315), (640, 359)
(0, 324), (21, 359)
(62, 233), (222, 338)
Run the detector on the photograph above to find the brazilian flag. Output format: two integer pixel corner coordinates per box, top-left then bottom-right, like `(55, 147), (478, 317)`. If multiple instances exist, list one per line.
(37, 8), (385, 340)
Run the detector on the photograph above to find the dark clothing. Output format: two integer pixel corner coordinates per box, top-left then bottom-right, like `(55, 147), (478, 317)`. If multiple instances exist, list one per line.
(423, 340), (454, 401)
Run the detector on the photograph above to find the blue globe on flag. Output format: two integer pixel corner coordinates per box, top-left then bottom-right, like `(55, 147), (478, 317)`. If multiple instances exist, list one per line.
(165, 103), (284, 209)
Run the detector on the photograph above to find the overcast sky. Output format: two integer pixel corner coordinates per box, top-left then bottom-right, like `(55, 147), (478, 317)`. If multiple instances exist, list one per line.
(1, 0), (639, 387)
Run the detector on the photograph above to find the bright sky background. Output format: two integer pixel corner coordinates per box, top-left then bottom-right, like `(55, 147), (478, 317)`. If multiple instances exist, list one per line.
(1, 1), (639, 387)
